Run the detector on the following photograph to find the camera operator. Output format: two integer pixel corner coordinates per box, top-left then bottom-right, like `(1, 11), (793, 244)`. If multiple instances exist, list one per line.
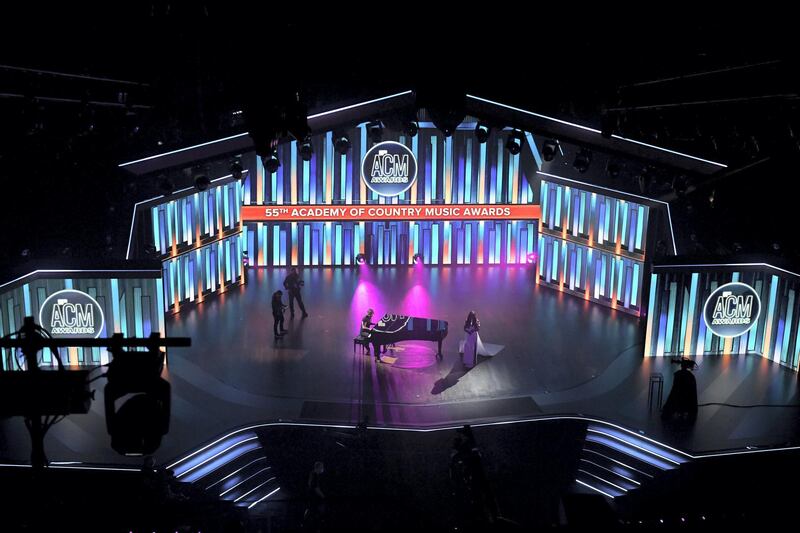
(283, 267), (309, 318)
(661, 358), (698, 423)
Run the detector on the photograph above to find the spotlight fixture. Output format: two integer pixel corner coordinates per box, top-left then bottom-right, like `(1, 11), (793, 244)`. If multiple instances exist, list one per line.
(573, 148), (592, 173)
(299, 135), (313, 161)
(505, 130), (525, 155)
(526, 252), (538, 264)
(412, 253), (423, 264)
(356, 253), (366, 265)
(262, 152), (281, 174)
(194, 174), (211, 191)
(542, 140), (559, 162)
(403, 121), (419, 138)
(158, 175), (174, 194)
(606, 161), (620, 178)
(368, 122), (383, 144)
(230, 160), (243, 180)
(475, 122), (490, 144)
(334, 132), (351, 155)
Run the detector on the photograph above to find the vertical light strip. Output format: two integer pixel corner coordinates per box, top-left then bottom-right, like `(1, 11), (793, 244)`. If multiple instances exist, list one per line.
(763, 275), (779, 359)
(643, 273), (658, 356)
(444, 136), (453, 204)
(478, 142), (486, 203)
(325, 132), (333, 204)
(410, 133), (418, 204)
(464, 138), (472, 203)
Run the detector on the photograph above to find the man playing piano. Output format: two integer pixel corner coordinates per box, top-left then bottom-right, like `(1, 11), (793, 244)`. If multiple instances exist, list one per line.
(360, 309), (378, 359)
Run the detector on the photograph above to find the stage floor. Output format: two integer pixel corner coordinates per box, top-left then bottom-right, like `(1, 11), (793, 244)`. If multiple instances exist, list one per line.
(2, 266), (799, 465)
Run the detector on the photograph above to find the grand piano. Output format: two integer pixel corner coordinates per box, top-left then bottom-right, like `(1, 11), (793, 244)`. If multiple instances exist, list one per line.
(369, 314), (448, 358)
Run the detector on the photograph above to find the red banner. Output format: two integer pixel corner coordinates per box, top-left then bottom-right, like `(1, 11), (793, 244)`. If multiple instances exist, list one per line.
(241, 204), (540, 223)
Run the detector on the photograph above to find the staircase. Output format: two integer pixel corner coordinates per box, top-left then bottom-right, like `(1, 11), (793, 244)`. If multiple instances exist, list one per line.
(575, 423), (690, 499)
(168, 430), (280, 510)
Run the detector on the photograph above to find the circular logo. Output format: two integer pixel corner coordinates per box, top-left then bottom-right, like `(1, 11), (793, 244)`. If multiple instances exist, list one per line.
(360, 141), (417, 197)
(703, 282), (761, 338)
(39, 289), (106, 339)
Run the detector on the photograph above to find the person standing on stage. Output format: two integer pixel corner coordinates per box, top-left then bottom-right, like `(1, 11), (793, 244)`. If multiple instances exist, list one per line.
(283, 267), (309, 318)
(272, 290), (288, 340)
(462, 311), (481, 368)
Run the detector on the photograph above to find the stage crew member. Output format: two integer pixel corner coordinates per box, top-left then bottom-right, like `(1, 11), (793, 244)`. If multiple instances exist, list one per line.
(272, 290), (288, 340)
(284, 267), (309, 318)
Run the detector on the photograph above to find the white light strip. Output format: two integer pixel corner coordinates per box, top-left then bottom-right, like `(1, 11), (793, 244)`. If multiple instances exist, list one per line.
(611, 133), (728, 168)
(579, 458), (640, 485)
(467, 94), (727, 168)
(665, 203), (678, 255)
(119, 91), (412, 168)
(248, 487), (280, 509)
(49, 465), (140, 472)
(207, 458), (267, 490)
(307, 90), (413, 119)
(652, 262), (800, 279)
(587, 429), (680, 465)
(175, 436), (259, 479)
(577, 469), (628, 492)
(118, 133), (250, 167)
(0, 269), (161, 291)
(576, 479), (615, 499)
(234, 476), (277, 503)
(537, 170), (678, 256)
(582, 449), (653, 478)
(167, 423), (356, 470)
(220, 467), (272, 497)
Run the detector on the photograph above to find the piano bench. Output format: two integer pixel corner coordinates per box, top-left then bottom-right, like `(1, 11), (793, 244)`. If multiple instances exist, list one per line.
(353, 336), (370, 353)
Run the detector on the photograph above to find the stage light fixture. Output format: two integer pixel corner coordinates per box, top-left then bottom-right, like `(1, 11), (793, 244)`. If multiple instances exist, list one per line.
(542, 140), (559, 161)
(404, 121), (419, 138)
(413, 253), (423, 264)
(606, 161), (620, 178)
(262, 152), (281, 174)
(475, 122), (490, 144)
(158, 175), (174, 194)
(230, 160), (243, 180)
(194, 174), (211, 191)
(356, 253), (366, 265)
(299, 135), (314, 161)
(334, 132), (351, 155)
(505, 130), (525, 155)
(368, 122), (384, 144)
(573, 148), (592, 173)
(526, 252), (538, 264)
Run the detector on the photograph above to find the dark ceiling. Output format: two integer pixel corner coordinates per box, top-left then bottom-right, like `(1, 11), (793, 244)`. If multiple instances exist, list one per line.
(1, 5), (798, 268)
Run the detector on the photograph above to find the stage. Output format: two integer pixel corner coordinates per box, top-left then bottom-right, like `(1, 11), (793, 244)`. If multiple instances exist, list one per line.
(1, 266), (799, 466)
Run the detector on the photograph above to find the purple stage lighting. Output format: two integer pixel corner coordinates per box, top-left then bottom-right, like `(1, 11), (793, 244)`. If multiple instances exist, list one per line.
(356, 253), (367, 265)
(412, 253), (423, 265)
(526, 252), (538, 264)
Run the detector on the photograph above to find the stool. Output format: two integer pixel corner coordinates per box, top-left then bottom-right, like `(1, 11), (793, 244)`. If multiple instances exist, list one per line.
(648, 373), (664, 412)
(353, 336), (370, 353)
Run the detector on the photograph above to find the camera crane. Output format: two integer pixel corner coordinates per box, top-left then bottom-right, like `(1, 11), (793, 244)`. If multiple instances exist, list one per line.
(0, 316), (190, 469)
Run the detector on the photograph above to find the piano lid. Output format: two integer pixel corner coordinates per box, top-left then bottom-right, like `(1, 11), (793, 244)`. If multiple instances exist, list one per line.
(373, 314), (448, 334)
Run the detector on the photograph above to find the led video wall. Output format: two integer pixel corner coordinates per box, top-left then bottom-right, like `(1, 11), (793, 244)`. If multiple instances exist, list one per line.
(247, 219), (537, 266)
(162, 233), (245, 313)
(243, 125), (538, 266)
(0, 271), (165, 370)
(536, 179), (654, 315)
(149, 178), (243, 258)
(130, 176), (246, 313)
(645, 264), (800, 371)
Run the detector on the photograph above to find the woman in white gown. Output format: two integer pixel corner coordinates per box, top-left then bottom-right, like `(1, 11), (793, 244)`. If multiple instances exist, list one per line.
(461, 311), (486, 368)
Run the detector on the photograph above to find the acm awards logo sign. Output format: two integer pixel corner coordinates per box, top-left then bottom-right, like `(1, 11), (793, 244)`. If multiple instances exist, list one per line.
(703, 282), (761, 338)
(39, 289), (105, 339)
(360, 141), (418, 197)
